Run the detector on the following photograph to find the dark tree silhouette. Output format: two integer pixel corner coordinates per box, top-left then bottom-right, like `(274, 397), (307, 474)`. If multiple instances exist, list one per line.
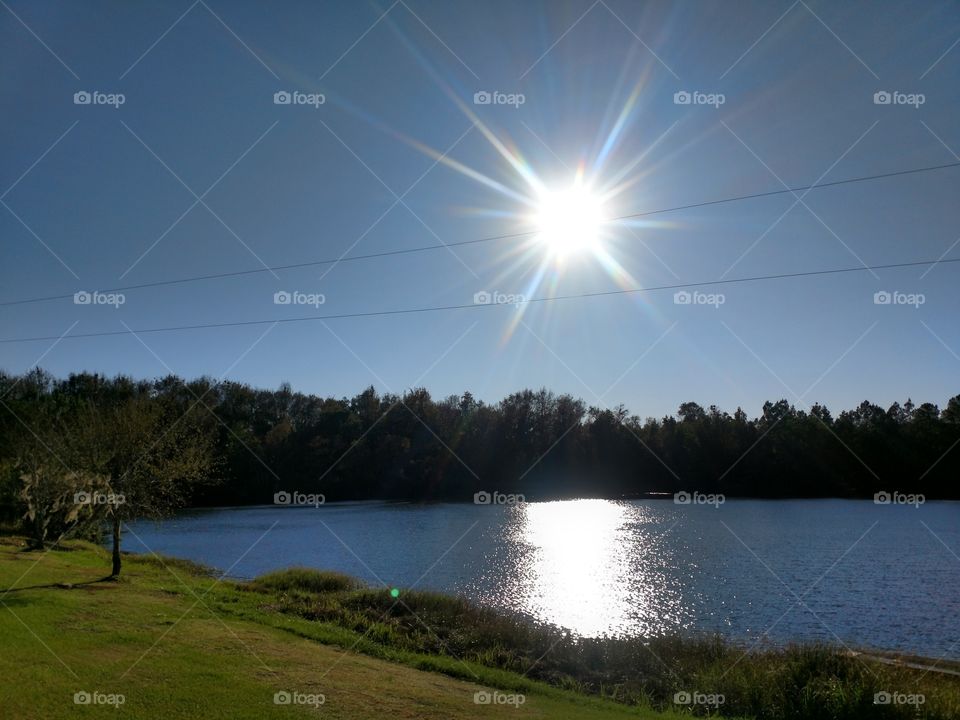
(1, 370), (958, 524)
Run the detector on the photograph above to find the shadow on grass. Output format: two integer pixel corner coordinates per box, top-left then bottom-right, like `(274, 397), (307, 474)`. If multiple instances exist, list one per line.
(1, 576), (117, 594)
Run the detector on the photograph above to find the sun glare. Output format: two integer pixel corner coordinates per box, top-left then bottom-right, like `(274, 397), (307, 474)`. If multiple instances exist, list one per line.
(533, 182), (606, 258)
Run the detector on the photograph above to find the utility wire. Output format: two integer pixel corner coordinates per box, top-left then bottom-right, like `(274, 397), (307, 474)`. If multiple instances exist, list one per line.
(616, 160), (960, 219)
(1, 256), (957, 344)
(3, 160), (958, 308)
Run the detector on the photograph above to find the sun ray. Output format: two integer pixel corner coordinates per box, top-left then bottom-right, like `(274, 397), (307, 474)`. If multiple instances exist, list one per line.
(308, 19), (682, 327)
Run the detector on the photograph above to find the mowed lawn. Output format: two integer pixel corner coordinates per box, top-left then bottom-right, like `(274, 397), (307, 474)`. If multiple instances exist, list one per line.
(0, 537), (675, 720)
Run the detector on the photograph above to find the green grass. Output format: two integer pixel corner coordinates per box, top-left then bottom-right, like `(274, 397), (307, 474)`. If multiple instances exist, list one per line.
(2, 537), (958, 719)
(237, 567), (960, 719)
(249, 567), (364, 594)
(0, 536), (673, 720)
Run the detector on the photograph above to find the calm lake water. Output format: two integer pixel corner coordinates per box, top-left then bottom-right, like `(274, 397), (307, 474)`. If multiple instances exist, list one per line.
(125, 499), (960, 659)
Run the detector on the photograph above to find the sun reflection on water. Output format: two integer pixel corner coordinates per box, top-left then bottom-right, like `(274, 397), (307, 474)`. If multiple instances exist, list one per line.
(487, 499), (688, 637)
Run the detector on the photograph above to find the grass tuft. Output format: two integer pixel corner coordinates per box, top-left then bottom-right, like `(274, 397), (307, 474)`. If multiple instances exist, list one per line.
(129, 552), (216, 577)
(248, 566), (364, 594)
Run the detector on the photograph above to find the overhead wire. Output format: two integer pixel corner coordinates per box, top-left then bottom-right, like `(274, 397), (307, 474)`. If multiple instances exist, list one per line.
(2, 160), (958, 308)
(1, 256), (957, 344)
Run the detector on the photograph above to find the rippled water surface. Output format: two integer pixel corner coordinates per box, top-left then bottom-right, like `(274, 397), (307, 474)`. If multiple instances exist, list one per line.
(125, 499), (960, 658)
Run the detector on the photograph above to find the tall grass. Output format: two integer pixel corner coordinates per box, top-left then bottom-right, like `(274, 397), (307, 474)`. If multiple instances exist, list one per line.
(249, 567), (363, 594)
(245, 568), (960, 719)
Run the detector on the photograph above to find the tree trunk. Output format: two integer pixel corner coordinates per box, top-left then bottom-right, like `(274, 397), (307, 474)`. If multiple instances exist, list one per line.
(111, 515), (121, 577)
(30, 512), (45, 550)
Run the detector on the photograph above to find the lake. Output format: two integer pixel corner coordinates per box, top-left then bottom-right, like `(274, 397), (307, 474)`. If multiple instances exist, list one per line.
(125, 498), (960, 659)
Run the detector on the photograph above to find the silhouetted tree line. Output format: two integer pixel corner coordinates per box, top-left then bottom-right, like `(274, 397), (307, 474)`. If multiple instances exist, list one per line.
(2, 369), (958, 522)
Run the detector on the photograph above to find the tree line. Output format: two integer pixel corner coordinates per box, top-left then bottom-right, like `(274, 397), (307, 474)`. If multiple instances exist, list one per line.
(1, 369), (958, 570)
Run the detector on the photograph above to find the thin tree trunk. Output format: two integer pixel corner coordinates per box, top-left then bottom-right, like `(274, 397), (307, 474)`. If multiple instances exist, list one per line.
(111, 514), (121, 577)
(31, 512), (45, 550)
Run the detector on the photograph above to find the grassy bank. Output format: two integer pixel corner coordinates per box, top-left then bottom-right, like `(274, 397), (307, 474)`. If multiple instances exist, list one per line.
(1, 537), (957, 719)
(241, 568), (960, 719)
(0, 536), (673, 720)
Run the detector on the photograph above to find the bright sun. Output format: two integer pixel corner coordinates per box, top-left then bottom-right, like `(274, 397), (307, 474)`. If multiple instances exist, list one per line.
(533, 183), (606, 258)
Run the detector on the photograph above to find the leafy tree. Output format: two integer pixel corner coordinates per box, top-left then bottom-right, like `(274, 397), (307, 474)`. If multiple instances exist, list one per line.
(1, 370), (958, 520)
(68, 393), (218, 576)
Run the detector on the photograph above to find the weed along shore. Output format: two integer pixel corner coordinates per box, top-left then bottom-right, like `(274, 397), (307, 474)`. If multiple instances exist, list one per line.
(2, 535), (958, 719)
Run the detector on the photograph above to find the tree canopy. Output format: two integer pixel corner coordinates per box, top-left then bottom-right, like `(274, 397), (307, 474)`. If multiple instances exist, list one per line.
(1, 370), (957, 526)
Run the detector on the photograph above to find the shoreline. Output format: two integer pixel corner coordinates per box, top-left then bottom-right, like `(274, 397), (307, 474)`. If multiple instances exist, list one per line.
(181, 495), (960, 512)
(4, 535), (960, 719)
(118, 541), (960, 668)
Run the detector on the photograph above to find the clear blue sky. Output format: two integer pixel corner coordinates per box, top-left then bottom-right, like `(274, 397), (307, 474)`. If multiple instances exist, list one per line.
(1, 0), (958, 419)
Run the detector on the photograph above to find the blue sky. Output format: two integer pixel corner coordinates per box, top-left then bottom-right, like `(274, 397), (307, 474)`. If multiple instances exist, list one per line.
(1, 0), (958, 419)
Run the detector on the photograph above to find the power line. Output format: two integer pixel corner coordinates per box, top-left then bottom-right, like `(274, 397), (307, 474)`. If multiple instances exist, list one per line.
(616, 160), (960, 219)
(2, 256), (957, 345)
(3, 160), (958, 308)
